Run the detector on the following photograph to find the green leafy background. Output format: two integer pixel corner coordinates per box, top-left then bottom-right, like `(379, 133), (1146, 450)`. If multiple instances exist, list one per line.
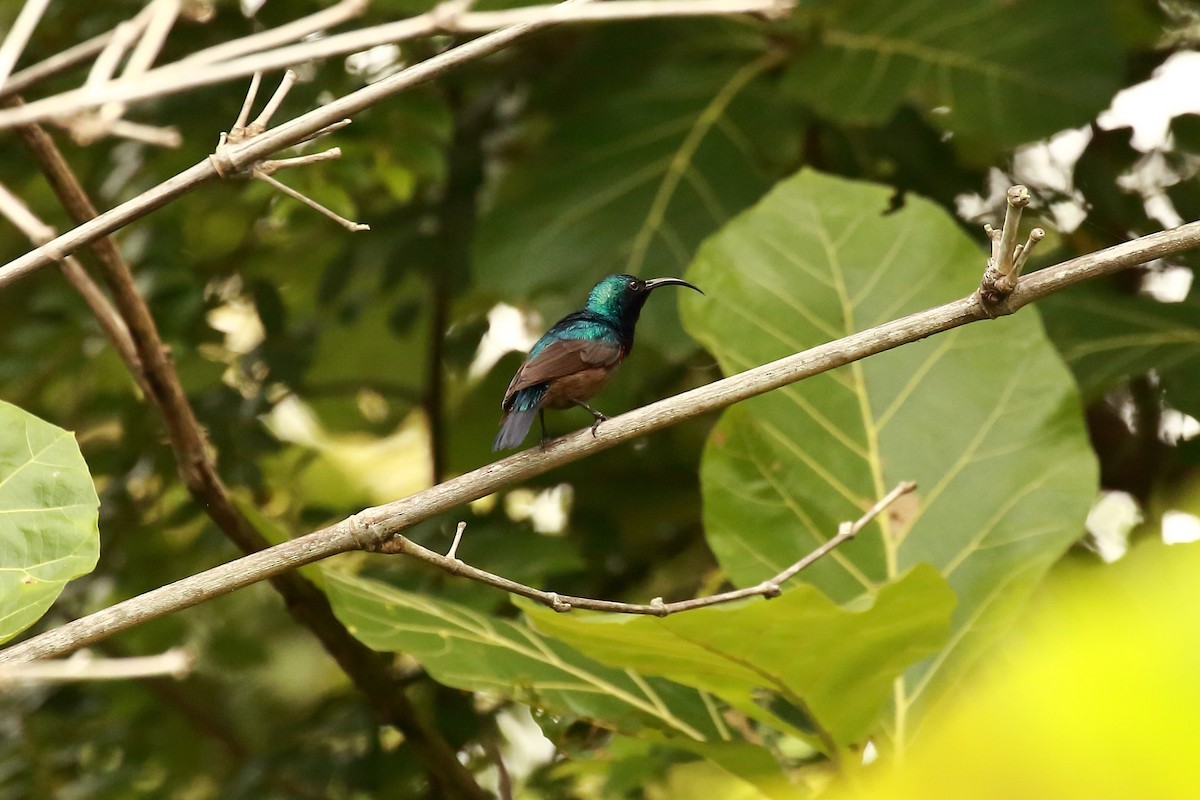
(784, 0), (1124, 145)
(3, 0), (1196, 797)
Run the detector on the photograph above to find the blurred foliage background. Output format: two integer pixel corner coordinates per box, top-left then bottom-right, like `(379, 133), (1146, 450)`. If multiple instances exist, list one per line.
(2, 0), (1200, 797)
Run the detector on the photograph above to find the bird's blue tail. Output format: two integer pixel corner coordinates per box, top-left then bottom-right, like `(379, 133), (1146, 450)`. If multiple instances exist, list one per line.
(493, 408), (537, 451)
(493, 386), (546, 451)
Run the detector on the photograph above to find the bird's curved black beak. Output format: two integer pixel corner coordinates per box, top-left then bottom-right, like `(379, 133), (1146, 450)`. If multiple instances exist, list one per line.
(643, 277), (703, 295)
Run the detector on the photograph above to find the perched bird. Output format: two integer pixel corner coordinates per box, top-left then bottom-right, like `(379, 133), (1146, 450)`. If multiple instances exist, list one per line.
(493, 274), (702, 451)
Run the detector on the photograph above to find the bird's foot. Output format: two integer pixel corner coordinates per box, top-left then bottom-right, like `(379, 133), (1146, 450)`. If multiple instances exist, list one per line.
(589, 413), (607, 439)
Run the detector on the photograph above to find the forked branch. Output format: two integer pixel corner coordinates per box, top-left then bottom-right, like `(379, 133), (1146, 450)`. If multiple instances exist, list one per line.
(383, 482), (916, 616)
(978, 184), (1046, 312)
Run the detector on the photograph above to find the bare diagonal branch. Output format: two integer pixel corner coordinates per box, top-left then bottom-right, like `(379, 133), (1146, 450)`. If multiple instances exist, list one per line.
(0, 0), (788, 131)
(5, 219), (1200, 665)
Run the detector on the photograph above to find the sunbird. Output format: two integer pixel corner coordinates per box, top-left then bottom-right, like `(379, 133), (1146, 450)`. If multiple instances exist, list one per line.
(493, 274), (703, 451)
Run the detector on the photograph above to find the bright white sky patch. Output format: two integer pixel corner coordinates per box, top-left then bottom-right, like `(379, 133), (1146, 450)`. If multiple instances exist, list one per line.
(1161, 408), (1200, 443)
(1099, 50), (1200, 151)
(1086, 491), (1143, 562)
(345, 44), (403, 80)
(505, 484), (573, 534)
(1141, 263), (1194, 302)
(1162, 510), (1200, 545)
(469, 303), (543, 380)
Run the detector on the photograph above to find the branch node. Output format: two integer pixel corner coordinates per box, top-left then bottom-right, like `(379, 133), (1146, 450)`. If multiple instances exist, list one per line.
(760, 583), (782, 599)
(208, 148), (236, 179)
(978, 184), (1039, 313)
(546, 592), (572, 613)
(211, 73), (364, 230)
(347, 512), (375, 550)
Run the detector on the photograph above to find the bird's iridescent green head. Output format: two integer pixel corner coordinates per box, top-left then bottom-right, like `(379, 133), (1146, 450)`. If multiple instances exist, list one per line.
(584, 274), (703, 324)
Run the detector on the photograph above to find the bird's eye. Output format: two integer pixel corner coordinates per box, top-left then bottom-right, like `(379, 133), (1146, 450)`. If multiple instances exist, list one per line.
(627, 279), (638, 290)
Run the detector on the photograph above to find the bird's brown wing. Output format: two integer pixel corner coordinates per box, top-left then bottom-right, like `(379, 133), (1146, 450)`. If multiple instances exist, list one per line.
(503, 338), (623, 407)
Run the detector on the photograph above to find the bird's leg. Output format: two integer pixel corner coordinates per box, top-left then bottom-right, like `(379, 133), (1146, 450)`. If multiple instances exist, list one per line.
(573, 401), (608, 438)
(538, 409), (549, 450)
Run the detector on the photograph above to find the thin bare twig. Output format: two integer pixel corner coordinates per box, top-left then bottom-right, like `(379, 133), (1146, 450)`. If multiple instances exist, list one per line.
(447, 521), (467, 561)
(253, 169), (369, 231)
(386, 482), (915, 616)
(0, 648), (193, 685)
(248, 68), (295, 133)
(0, 31), (112, 99)
(0, 0), (52, 92)
(91, 118), (182, 148)
(232, 71), (261, 132)
(996, 186), (1029, 277)
(5, 219), (1200, 664)
(0, 0), (791, 132)
(85, 2), (157, 90)
(71, 1), (182, 146)
(257, 148), (342, 175)
(174, 0), (368, 68)
(121, 0), (180, 78)
(0, 0), (220, 100)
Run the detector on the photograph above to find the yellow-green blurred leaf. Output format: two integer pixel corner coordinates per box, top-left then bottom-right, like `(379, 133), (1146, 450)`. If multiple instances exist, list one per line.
(827, 540), (1200, 799)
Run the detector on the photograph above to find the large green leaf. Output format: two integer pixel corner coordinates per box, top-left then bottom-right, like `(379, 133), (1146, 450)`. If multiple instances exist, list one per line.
(680, 170), (1097, 743)
(1040, 282), (1200, 416)
(785, 0), (1123, 146)
(324, 570), (723, 741)
(0, 402), (100, 644)
(527, 564), (954, 752)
